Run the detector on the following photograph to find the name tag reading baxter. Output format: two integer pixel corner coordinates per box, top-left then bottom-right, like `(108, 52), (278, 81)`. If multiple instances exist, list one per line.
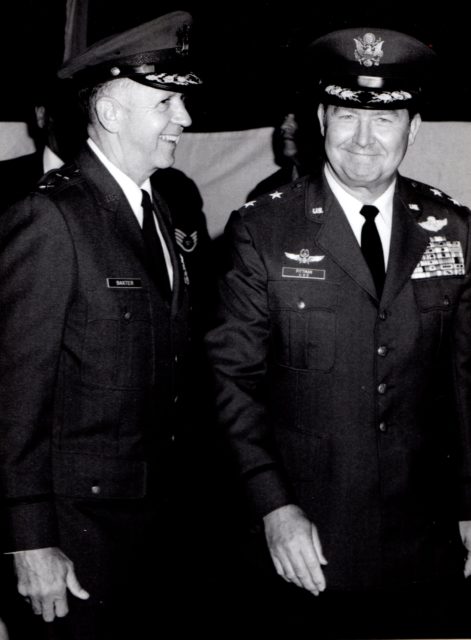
(282, 267), (326, 280)
(107, 278), (143, 289)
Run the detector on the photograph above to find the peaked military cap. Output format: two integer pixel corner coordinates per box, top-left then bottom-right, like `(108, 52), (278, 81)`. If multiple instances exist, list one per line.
(308, 27), (436, 109)
(58, 10), (202, 92)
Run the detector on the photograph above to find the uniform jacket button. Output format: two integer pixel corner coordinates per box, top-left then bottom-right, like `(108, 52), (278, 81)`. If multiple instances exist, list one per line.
(377, 383), (387, 394)
(297, 300), (306, 310)
(377, 345), (388, 356)
(379, 422), (387, 433)
(91, 485), (101, 495)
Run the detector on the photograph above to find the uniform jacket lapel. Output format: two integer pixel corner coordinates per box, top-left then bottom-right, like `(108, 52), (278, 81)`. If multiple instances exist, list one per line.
(381, 176), (429, 306)
(311, 174), (378, 299)
(76, 146), (183, 308)
(76, 145), (146, 265)
(308, 172), (430, 304)
(152, 186), (185, 313)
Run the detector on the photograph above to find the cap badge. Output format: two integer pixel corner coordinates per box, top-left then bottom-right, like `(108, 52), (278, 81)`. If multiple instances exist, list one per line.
(176, 24), (190, 55)
(285, 249), (325, 264)
(354, 33), (384, 67)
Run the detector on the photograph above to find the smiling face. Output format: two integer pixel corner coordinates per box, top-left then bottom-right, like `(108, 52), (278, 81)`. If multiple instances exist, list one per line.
(119, 81), (192, 181)
(93, 78), (192, 184)
(318, 104), (421, 198)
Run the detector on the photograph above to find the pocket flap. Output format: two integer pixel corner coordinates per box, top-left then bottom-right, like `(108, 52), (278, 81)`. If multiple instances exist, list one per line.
(53, 451), (147, 498)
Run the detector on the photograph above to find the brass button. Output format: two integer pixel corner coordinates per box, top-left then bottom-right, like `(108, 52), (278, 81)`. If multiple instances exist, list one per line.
(377, 346), (388, 357)
(377, 383), (387, 394)
(297, 300), (306, 310)
(379, 422), (387, 433)
(91, 485), (101, 495)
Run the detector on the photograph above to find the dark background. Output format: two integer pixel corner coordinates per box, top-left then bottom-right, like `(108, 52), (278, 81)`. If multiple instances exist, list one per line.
(0, 1), (469, 129)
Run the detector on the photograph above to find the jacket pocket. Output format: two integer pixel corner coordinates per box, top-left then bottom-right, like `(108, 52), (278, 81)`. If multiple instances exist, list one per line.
(413, 278), (462, 311)
(53, 450), (146, 499)
(268, 280), (338, 371)
(81, 288), (153, 389)
(275, 424), (331, 482)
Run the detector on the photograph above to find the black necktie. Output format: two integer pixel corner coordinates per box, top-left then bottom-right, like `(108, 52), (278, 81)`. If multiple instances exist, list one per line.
(141, 189), (171, 298)
(359, 204), (385, 297)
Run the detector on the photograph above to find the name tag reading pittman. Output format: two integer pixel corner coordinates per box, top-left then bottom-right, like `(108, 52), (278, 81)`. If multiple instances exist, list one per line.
(107, 278), (143, 288)
(282, 267), (326, 280)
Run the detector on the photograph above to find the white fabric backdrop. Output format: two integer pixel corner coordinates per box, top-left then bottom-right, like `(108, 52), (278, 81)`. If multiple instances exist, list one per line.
(174, 122), (471, 238)
(174, 127), (278, 238)
(0, 123), (35, 161)
(1, 121), (471, 238)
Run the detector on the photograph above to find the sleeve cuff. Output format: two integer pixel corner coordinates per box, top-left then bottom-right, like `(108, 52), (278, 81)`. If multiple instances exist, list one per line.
(2, 500), (59, 552)
(244, 466), (294, 521)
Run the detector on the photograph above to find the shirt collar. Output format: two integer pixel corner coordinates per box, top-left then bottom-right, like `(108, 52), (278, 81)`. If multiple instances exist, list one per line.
(324, 163), (395, 226)
(87, 138), (151, 221)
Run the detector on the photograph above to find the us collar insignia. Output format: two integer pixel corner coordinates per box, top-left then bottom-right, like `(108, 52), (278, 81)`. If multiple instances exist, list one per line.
(175, 228), (197, 252)
(285, 249), (325, 264)
(418, 216), (448, 232)
(354, 33), (384, 67)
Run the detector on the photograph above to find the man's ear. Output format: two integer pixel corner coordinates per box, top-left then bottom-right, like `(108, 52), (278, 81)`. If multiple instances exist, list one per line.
(317, 103), (326, 136)
(94, 96), (121, 133)
(408, 112), (421, 146)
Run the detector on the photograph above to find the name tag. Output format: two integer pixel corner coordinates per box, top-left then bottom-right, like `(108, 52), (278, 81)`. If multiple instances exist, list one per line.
(106, 278), (143, 289)
(282, 267), (326, 280)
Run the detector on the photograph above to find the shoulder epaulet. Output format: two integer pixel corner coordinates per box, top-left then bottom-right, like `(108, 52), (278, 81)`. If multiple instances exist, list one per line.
(406, 177), (468, 211)
(37, 165), (80, 193)
(241, 177), (307, 213)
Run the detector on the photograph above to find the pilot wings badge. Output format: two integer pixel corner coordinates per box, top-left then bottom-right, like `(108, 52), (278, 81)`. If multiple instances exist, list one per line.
(418, 216), (448, 232)
(284, 249), (325, 264)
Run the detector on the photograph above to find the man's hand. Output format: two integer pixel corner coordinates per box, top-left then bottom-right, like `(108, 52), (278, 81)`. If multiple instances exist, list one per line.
(263, 504), (327, 596)
(14, 547), (89, 622)
(459, 520), (471, 578)
(0, 617), (9, 640)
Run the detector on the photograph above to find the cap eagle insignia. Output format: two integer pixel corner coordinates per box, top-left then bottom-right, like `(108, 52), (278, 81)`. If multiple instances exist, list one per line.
(354, 33), (384, 67)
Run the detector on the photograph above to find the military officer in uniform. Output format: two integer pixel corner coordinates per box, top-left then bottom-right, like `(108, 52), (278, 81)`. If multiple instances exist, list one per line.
(206, 28), (471, 637)
(0, 11), (205, 640)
